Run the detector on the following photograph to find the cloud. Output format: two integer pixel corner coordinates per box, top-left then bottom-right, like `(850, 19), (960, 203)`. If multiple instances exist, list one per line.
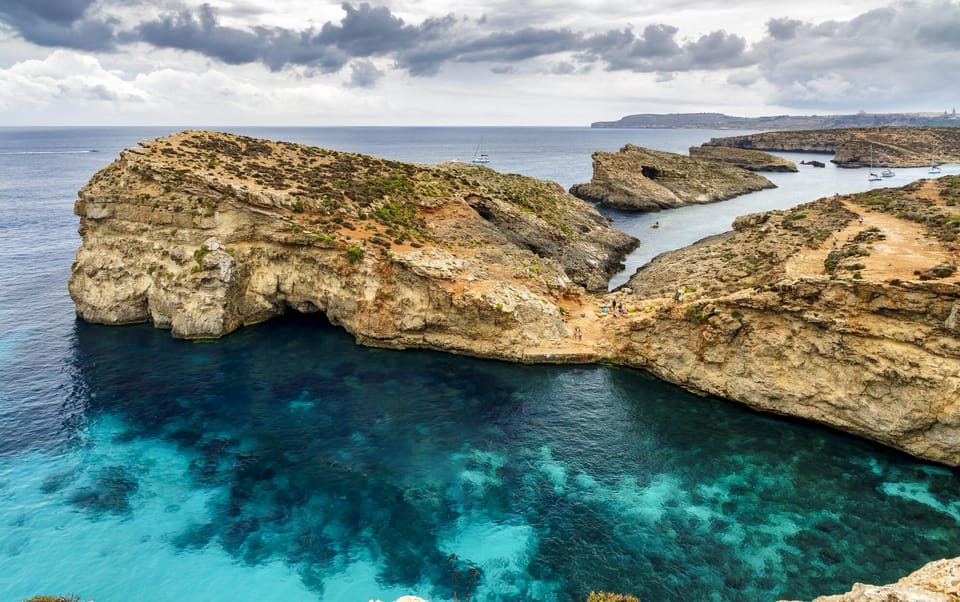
(581, 24), (750, 72)
(0, 49), (146, 110)
(753, 0), (960, 110)
(766, 18), (802, 40)
(0, 0), (117, 50)
(0, 1), (764, 80)
(346, 59), (382, 87)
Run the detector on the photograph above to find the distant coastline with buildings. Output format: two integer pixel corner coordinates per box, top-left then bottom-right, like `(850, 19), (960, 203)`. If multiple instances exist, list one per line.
(591, 110), (960, 130)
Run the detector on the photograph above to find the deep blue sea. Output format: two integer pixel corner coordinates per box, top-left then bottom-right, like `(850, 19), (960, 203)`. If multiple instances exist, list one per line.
(2, 126), (959, 602)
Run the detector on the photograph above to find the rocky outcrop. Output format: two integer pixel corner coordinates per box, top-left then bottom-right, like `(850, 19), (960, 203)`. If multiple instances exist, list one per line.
(781, 556), (960, 601)
(688, 145), (798, 172)
(612, 185), (960, 466)
(70, 133), (960, 467)
(568, 144), (775, 211)
(703, 127), (960, 168)
(69, 131), (637, 352)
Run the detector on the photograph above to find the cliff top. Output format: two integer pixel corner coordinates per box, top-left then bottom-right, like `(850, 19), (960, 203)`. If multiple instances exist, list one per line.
(108, 130), (636, 293)
(624, 176), (960, 300)
(569, 143), (775, 211)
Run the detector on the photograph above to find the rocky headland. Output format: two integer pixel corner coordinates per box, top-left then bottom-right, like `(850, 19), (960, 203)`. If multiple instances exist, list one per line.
(568, 144), (776, 211)
(69, 130), (637, 353)
(703, 126), (960, 168)
(71, 131), (960, 467)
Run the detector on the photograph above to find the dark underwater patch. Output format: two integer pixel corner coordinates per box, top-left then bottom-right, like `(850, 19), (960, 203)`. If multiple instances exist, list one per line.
(67, 465), (139, 515)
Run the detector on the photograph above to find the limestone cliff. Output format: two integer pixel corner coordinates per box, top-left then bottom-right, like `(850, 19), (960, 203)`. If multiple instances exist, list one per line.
(703, 126), (960, 168)
(70, 132), (960, 467)
(568, 144), (776, 211)
(69, 131), (637, 355)
(613, 179), (960, 465)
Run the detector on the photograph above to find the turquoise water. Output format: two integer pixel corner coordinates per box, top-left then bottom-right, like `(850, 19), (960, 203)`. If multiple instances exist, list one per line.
(2, 127), (959, 601)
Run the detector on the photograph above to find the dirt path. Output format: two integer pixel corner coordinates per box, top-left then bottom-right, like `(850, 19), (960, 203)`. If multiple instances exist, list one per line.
(786, 194), (960, 282)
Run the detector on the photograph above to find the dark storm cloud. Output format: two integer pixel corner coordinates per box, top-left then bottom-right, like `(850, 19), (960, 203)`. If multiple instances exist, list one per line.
(135, 4), (262, 64)
(581, 24), (748, 72)
(132, 2), (458, 73)
(0, 0), (117, 50)
(316, 2), (420, 56)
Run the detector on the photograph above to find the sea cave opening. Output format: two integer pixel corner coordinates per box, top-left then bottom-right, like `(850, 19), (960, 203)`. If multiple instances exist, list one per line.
(275, 301), (336, 329)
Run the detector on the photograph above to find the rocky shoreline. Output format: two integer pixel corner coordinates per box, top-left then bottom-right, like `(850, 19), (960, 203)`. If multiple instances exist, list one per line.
(70, 131), (960, 467)
(703, 126), (960, 168)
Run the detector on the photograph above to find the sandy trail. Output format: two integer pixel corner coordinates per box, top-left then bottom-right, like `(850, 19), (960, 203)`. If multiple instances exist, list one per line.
(786, 189), (960, 282)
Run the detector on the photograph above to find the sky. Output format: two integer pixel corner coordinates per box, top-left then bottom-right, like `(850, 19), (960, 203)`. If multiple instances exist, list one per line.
(0, 0), (958, 126)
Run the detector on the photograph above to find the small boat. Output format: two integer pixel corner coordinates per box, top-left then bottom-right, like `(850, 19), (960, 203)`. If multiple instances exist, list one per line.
(928, 146), (941, 174)
(868, 147), (882, 181)
(881, 168), (894, 177)
(472, 139), (490, 164)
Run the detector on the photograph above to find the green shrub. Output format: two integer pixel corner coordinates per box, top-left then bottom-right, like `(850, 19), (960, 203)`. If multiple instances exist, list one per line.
(346, 245), (363, 262)
(193, 247), (207, 267)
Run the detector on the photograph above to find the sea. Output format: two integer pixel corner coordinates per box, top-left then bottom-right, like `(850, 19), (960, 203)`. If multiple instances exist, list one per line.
(1, 126), (958, 602)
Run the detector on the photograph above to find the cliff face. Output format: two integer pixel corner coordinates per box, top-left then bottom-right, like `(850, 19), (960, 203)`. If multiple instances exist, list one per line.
(568, 144), (775, 211)
(69, 131), (637, 355)
(614, 184), (960, 465)
(704, 127), (960, 168)
(70, 132), (960, 467)
(688, 145), (798, 172)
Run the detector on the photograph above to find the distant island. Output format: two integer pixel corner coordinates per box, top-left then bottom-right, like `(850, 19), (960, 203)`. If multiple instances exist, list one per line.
(591, 111), (960, 130)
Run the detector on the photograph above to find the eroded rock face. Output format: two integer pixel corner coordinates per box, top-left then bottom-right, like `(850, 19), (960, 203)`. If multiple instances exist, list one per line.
(70, 132), (960, 468)
(688, 145), (798, 172)
(69, 130), (637, 355)
(568, 144), (775, 211)
(704, 126), (960, 168)
(614, 190), (960, 465)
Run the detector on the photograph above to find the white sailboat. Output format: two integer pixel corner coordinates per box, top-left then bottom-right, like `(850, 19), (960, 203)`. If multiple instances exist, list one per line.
(868, 147), (882, 182)
(472, 139), (490, 164)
